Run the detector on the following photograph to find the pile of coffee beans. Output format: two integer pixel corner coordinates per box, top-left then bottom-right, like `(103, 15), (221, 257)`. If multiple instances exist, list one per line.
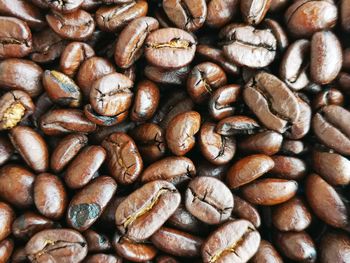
(0, 0), (350, 262)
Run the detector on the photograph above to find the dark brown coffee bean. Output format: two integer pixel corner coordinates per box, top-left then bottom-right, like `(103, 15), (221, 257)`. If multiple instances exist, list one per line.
(312, 105), (350, 155)
(65, 145), (106, 189)
(40, 109), (96, 136)
(243, 72), (300, 133)
(151, 227), (203, 257)
(130, 123), (166, 163)
(131, 80), (160, 122)
(46, 10), (95, 40)
(313, 88), (344, 111)
(0, 135), (14, 166)
(196, 45), (240, 76)
(0, 16), (32, 59)
(25, 229), (88, 263)
(227, 154), (274, 189)
(115, 180), (181, 242)
(90, 121), (136, 144)
(202, 219), (260, 263)
(251, 240), (283, 263)
(0, 58), (43, 97)
(231, 196), (261, 228)
(0, 238), (14, 263)
(274, 231), (317, 263)
(216, 115), (260, 136)
(145, 28), (196, 69)
(281, 139), (307, 155)
(85, 254), (122, 263)
(238, 130), (283, 156)
(270, 155), (307, 180)
(163, 0), (206, 31)
(264, 18), (289, 52)
(306, 174), (349, 229)
(206, 0), (239, 28)
(241, 0), (271, 25)
(76, 56), (116, 98)
(46, 0), (84, 13)
(0, 90), (35, 130)
(96, 1), (148, 32)
(241, 178), (298, 205)
(199, 122), (236, 165)
(272, 197), (312, 232)
(113, 234), (157, 262)
(50, 133), (88, 173)
(12, 212), (55, 240)
(208, 84), (240, 120)
(141, 156), (195, 186)
(115, 16), (159, 68)
(319, 231), (350, 263)
(280, 39), (310, 91)
(67, 176), (117, 231)
(84, 104), (127, 126)
(185, 176), (234, 225)
(102, 132), (143, 185)
(144, 65), (191, 85)
(187, 62), (227, 104)
(0, 202), (15, 242)
(99, 196), (126, 227)
(311, 31), (342, 85)
(285, 0), (337, 37)
(313, 151), (350, 186)
(59, 42), (95, 77)
(341, 0), (350, 31)
(221, 24), (277, 68)
(84, 229), (111, 252)
(0, 165), (35, 208)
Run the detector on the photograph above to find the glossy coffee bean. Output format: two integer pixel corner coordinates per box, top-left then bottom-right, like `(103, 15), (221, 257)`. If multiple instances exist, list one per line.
(102, 132), (143, 185)
(319, 231), (350, 263)
(84, 229), (111, 252)
(115, 180), (181, 242)
(185, 176), (234, 225)
(144, 65), (191, 85)
(0, 202), (15, 242)
(241, 0), (271, 25)
(216, 115), (260, 136)
(264, 18), (289, 52)
(281, 139), (307, 156)
(45, 0), (83, 13)
(202, 219), (260, 263)
(251, 240), (283, 263)
(227, 154), (274, 189)
(231, 196), (261, 228)
(0, 238), (14, 263)
(25, 229), (88, 263)
(312, 88), (344, 111)
(67, 176), (117, 231)
(270, 155), (307, 180)
(34, 173), (67, 220)
(206, 0), (239, 28)
(145, 28), (197, 69)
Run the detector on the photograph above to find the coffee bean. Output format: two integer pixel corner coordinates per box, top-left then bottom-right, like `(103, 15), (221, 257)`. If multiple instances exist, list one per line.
(313, 88), (344, 111)
(0, 202), (15, 242)
(144, 65), (191, 85)
(241, 0), (271, 25)
(0, 238), (14, 263)
(251, 240), (283, 263)
(0, 135), (14, 166)
(84, 229), (111, 252)
(216, 115), (260, 136)
(231, 196), (261, 228)
(341, 0), (350, 32)
(320, 231), (350, 263)
(270, 155), (307, 180)
(85, 254), (122, 263)
(206, 0), (239, 28)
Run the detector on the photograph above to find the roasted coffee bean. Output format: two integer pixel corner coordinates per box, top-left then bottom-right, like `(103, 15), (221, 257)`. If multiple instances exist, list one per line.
(241, 0), (271, 25)
(151, 227), (203, 257)
(145, 65), (191, 85)
(216, 115), (260, 136)
(272, 197), (312, 232)
(221, 24), (277, 68)
(312, 88), (344, 111)
(227, 154), (274, 189)
(12, 212), (55, 240)
(59, 42), (95, 77)
(185, 176), (234, 225)
(43, 70), (82, 107)
(187, 62), (227, 104)
(40, 109), (96, 136)
(243, 72), (300, 133)
(67, 176), (117, 231)
(115, 16), (159, 68)
(306, 174), (349, 230)
(264, 18), (289, 52)
(251, 240), (283, 263)
(115, 180), (181, 242)
(96, 1), (148, 32)
(241, 178), (298, 206)
(231, 196), (261, 228)
(76, 56), (115, 98)
(0, 165), (35, 208)
(281, 139), (307, 155)
(163, 0), (206, 32)
(25, 229), (88, 263)
(84, 104), (127, 126)
(46, 0), (84, 13)
(0, 90), (35, 130)
(319, 231), (350, 263)
(46, 10), (95, 40)
(65, 145), (106, 189)
(0, 238), (14, 263)
(270, 155), (307, 180)
(0, 202), (15, 242)
(84, 229), (111, 252)
(113, 234), (158, 262)
(202, 219), (260, 263)
(310, 31), (342, 85)
(0, 135), (14, 166)
(0, 58), (43, 97)
(102, 132), (143, 185)
(145, 28), (197, 69)
(34, 173), (67, 220)
(85, 254), (122, 263)
(50, 133), (88, 173)
(312, 105), (350, 155)
(0, 16), (32, 59)
(285, 0), (337, 37)
(206, 0), (239, 28)
(274, 231), (317, 263)
(238, 130), (283, 156)
(131, 80), (160, 122)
